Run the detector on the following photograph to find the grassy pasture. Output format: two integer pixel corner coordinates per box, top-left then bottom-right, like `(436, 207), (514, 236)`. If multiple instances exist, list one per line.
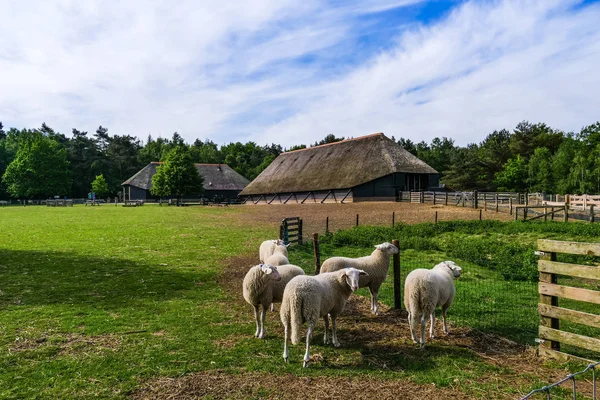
(0, 205), (595, 399)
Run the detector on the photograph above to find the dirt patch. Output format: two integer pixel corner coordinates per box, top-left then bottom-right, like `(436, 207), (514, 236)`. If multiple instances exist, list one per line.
(131, 371), (470, 400)
(11, 333), (121, 356)
(236, 202), (512, 238)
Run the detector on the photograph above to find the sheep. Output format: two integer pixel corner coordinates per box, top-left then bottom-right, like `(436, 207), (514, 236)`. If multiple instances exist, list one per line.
(280, 267), (368, 367)
(264, 243), (290, 266)
(259, 239), (287, 263)
(243, 263), (305, 338)
(403, 261), (462, 348)
(319, 242), (398, 315)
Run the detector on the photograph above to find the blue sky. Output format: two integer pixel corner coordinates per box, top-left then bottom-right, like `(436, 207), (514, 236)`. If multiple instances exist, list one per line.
(1, 0), (600, 148)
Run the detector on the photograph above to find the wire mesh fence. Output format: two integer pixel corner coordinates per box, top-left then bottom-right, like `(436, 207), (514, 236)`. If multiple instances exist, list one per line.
(521, 361), (598, 400)
(291, 239), (540, 345)
(377, 255), (539, 344)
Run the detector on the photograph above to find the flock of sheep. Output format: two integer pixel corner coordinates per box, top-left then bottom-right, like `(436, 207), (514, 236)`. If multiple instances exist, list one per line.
(242, 239), (462, 367)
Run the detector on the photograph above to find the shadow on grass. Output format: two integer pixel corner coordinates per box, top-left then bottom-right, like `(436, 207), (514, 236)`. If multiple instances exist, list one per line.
(0, 249), (212, 309)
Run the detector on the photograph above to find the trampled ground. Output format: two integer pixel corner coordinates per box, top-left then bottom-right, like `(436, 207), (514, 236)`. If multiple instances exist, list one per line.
(0, 203), (591, 399)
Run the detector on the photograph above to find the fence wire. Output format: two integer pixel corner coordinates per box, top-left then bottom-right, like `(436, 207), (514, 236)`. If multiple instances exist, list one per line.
(521, 361), (598, 400)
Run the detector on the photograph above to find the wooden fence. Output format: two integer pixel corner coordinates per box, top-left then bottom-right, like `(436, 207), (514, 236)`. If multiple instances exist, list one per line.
(537, 239), (600, 363)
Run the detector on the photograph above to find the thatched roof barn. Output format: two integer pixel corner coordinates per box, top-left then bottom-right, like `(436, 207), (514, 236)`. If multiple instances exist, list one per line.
(239, 133), (439, 203)
(122, 162), (250, 201)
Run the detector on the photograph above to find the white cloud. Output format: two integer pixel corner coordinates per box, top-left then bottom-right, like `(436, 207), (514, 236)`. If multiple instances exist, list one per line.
(1, 0), (599, 147)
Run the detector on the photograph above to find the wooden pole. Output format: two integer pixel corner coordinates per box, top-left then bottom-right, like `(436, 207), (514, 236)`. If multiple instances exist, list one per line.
(445, 192), (448, 206)
(435, 211), (438, 224)
(356, 214), (359, 227)
(392, 211), (395, 227)
(298, 219), (303, 245)
(509, 198), (513, 215)
(433, 192), (436, 205)
(326, 216), (329, 234)
(484, 197), (487, 211)
(539, 251), (560, 351)
(564, 205), (569, 223)
(551, 206), (555, 221)
(495, 193), (499, 213)
(590, 204), (595, 223)
(392, 239), (401, 310)
(544, 207), (548, 222)
(514, 206), (518, 221)
(313, 233), (321, 274)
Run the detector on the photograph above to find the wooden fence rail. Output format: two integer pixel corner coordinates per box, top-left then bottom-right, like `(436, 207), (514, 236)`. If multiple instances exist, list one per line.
(536, 239), (600, 363)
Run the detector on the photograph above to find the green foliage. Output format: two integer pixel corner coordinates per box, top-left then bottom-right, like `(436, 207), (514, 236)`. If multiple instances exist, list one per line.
(527, 147), (553, 192)
(150, 146), (204, 200)
(91, 174), (109, 197)
(494, 155), (528, 192)
(2, 134), (71, 198)
(318, 220), (600, 282)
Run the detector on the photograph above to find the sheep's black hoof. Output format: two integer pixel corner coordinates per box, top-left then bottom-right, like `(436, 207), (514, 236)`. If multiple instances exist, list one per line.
(303, 360), (309, 368)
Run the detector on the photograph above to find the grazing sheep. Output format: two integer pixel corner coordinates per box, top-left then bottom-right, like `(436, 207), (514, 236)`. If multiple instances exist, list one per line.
(403, 261), (462, 348)
(243, 264), (305, 338)
(264, 243), (290, 266)
(319, 242), (398, 315)
(280, 267), (368, 367)
(259, 239), (286, 263)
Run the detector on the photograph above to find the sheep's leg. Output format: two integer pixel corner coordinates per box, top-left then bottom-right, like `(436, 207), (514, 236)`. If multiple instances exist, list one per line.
(409, 311), (419, 344)
(323, 315), (330, 344)
(419, 315), (426, 348)
(442, 307), (449, 335)
(258, 305), (267, 339)
(369, 287), (379, 315)
(253, 305), (260, 337)
(283, 320), (289, 363)
(302, 324), (314, 368)
(429, 313), (435, 339)
(331, 316), (341, 348)
(270, 304), (275, 312)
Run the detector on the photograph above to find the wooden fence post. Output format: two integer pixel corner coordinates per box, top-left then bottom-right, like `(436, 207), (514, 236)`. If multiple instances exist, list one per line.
(435, 211), (438, 224)
(590, 204), (595, 223)
(445, 192), (448, 206)
(420, 191), (424, 203)
(356, 214), (359, 227)
(539, 251), (560, 351)
(484, 196), (487, 211)
(392, 239), (401, 310)
(392, 211), (395, 227)
(479, 209), (482, 221)
(473, 190), (478, 209)
(544, 207), (548, 222)
(326, 216), (329, 234)
(564, 205), (569, 223)
(433, 192), (436, 205)
(495, 193), (499, 213)
(313, 233), (321, 274)
(510, 198), (513, 215)
(514, 206), (518, 221)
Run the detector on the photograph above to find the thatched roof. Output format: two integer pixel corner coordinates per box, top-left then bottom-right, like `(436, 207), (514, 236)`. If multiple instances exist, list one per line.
(240, 133), (437, 196)
(123, 162), (250, 191)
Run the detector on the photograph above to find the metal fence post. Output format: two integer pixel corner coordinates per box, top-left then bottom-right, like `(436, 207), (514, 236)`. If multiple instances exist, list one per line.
(313, 233), (320, 274)
(392, 239), (401, 310)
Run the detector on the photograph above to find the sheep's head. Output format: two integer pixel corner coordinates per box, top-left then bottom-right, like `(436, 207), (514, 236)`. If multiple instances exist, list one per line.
(375, 242), (399, 255)
(436, 261), (462, 278)
(259, 264), (282, 281)
(343, 267), (368, 292)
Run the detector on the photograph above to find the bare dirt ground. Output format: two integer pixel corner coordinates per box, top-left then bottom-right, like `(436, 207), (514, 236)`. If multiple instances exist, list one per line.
(237, 202), (513, 237)
(132, 249), (596, 400)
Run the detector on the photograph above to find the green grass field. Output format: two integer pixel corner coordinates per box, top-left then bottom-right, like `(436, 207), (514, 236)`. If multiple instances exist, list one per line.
(0, 205), (595, 399)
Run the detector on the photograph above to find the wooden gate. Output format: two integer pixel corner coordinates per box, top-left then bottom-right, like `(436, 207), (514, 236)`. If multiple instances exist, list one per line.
(279, 217), (303, 245)
(537, 239), (600, 362)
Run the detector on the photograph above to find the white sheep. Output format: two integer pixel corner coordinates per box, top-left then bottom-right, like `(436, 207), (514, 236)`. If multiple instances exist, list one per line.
(264, 243), (290, 266)
(319, 242), (398, 315)
(403, 261), (462, 348)
(259, 239), (286, 263)
(243, 263), (305, 338)
(280, 267), (367, 367)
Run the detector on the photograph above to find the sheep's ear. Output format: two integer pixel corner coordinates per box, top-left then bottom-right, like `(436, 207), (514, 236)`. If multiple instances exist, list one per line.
(359, 269), (368, 276)
(260, 264), (273, 274)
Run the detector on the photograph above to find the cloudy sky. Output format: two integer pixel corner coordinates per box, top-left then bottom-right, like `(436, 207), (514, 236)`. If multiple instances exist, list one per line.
(1, 0), (599, 147)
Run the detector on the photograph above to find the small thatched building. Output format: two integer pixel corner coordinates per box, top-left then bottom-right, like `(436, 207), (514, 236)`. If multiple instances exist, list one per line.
(239, 133), (439, 203)
(122, 162), (250, 201)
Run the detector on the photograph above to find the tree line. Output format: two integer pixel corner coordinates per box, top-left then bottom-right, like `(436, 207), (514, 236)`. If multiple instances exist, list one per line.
(1, 120), (599, 200)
